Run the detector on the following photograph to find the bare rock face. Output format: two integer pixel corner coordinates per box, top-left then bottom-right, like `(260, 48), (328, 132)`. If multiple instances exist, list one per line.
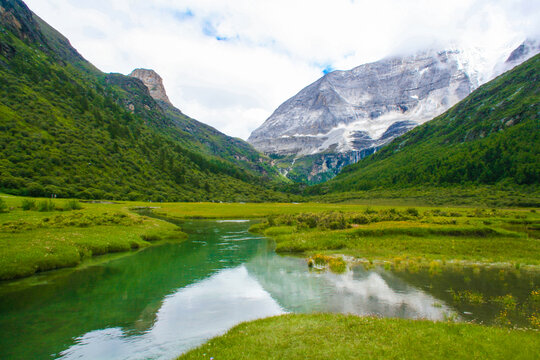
(506, 39), (540, 63)
(248, 50), (476, 156)
(129, 68), (172, 105)
(495, 39), (540, 75)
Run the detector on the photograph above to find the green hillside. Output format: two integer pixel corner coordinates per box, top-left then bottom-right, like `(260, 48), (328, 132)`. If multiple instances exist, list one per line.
(309, 54), (540, 201)
(0, 0), (287, 202)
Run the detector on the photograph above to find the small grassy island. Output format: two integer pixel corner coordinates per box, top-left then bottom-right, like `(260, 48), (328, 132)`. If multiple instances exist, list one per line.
(248, 206), (540, 266)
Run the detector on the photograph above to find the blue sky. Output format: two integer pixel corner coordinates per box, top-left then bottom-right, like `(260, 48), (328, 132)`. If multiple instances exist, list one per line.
(24, 0), (540, 139)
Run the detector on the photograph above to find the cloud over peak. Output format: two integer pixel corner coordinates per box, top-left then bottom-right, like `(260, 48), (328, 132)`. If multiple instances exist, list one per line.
(25, 0), (540, 139)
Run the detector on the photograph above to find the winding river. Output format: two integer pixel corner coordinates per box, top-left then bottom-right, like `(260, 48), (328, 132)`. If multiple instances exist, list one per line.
(0, 219), (537, 360)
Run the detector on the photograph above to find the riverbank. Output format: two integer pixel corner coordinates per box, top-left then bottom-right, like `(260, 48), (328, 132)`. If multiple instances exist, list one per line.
(1, 195), (538, 280)
(250, 207), (540, 266)
(0, 195), (186, 280)
(178, 314), (540, 360)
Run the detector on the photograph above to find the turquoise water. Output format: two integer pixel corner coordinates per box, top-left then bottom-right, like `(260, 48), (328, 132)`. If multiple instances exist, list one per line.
(0, 220), (537, 360)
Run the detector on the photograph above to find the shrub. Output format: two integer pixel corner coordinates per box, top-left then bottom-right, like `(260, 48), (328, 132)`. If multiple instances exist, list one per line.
(0, 198), (7, 213)
(21, 199), (36, 210)
(319, 212), (348, 230)
(351, 214), (370, 224)
(297, 213), (318, 228)
(63, 200), (82, 211)
(141, 233), (161, 242)
(37, 199), (55, 212)
(406, 208), (420, 217)
(364, 207), (377, 214)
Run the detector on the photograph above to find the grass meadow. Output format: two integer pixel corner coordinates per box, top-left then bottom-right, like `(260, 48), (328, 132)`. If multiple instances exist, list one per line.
(178, 314), (540, 360)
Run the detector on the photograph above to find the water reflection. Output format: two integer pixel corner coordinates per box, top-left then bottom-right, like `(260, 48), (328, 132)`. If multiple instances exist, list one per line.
(59, 266), (284, 360)
(245, 252), (455, 320)
(58, 236), (456, 360)
(0, 221), (267, 360)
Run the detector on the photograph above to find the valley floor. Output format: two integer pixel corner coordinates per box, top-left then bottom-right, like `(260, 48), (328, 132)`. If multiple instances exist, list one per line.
(1, 194), (539, 280)
(1, 195), (539, 359)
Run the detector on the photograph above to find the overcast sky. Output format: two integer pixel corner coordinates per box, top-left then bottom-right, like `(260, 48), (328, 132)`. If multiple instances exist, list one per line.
(24, 0), (540, 140)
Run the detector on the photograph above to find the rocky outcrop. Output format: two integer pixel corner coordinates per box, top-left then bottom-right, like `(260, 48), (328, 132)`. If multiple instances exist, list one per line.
(494, 39), (540, 75)
(506, 39), (540, 63)
(0, 0), (47, 44)
(129, 68), (172, 105)
(0, 0), (86, 65)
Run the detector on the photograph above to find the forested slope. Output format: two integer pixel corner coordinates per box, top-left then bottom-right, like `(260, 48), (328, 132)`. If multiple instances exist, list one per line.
(0, 0), (287, 202)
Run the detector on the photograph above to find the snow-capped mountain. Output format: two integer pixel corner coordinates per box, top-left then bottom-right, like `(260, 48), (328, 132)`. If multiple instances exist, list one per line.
(247, 41), (539, 183)
(248, 43), (538, 158)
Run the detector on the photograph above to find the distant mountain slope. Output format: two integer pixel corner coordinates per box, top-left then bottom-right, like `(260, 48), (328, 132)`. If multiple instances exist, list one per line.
(249, 50), (475, 156)
(250, 43), (538, 184)
(0, 0), (286, 202)
(308, 54), (539, 195)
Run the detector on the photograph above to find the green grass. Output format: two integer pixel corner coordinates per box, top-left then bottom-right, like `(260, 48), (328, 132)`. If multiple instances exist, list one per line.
(273, 230), (540, 265)
(152, 200), (510, 219)
(254, 207), (540, 265)
(178, 314), (540, 360)
(2, 194), (539, 279)
(152, 202), (368, 219)
(310, 185), (540, 208)
(0, 195), (186, 280)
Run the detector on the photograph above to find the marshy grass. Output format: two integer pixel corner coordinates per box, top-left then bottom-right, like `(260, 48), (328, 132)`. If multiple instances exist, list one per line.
(451, 290), (486, 304)
(37, 199), (55, 212)
(307, 254), (347, 273)
(2, 195), (538, 279)
(0, 195), (187, 280)
(21, 199), (35, 211)
(257, 208), (540, 266)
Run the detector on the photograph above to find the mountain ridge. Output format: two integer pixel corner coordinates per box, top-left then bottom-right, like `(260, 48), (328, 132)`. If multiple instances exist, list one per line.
(249, 49), (476, 155)
(0, 0), (288, 202)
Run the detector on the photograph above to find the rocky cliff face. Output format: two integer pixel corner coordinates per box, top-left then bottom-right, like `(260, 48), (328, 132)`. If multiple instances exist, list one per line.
(129, 68), (172, 105)
(248, 50), (477, 156)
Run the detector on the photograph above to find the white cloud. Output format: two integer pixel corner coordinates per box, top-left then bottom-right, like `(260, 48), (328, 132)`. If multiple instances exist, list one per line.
(24, 0), (540, 139)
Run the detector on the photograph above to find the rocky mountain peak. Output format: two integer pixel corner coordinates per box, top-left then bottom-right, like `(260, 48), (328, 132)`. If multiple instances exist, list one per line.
(506, 39), (539, 62)
(129, 68), (172, 104)
(248, 49), (474, 156)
